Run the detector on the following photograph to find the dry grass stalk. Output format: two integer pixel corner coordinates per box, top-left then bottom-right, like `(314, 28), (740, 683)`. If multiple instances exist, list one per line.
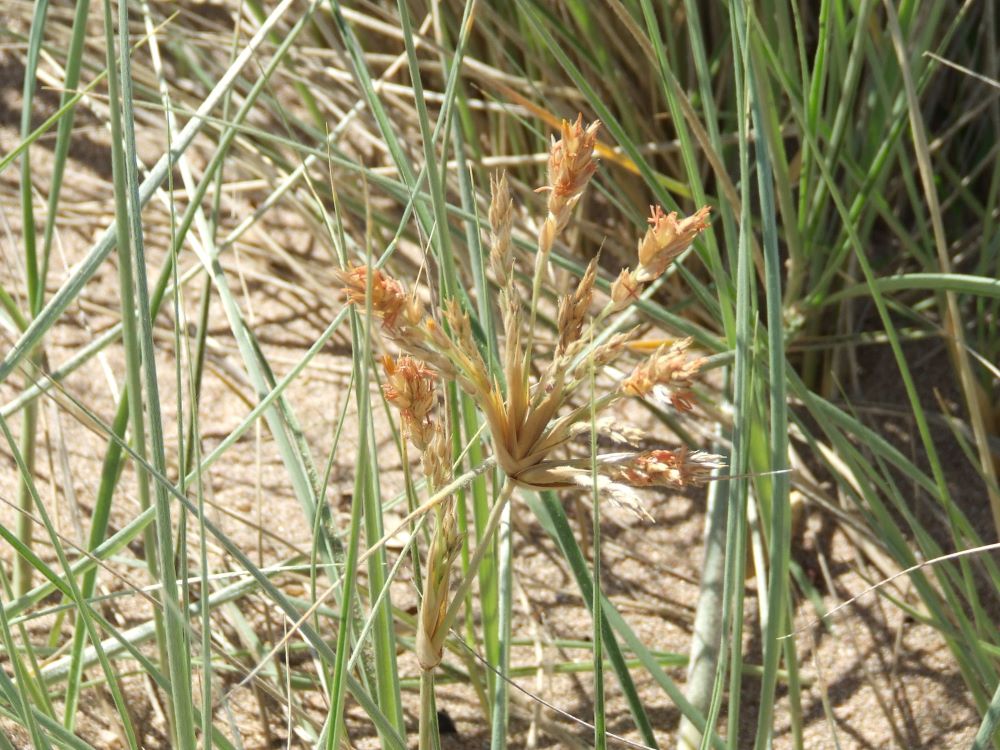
(380, 354), (460, 671)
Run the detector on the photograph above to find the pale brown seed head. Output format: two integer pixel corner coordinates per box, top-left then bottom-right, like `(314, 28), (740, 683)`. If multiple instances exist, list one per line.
(621, 337), (704, 411)
(489, 171), (515, 286)
(593, 417), (645, 447)
(416, 501), (462, 671)
(441, 298), (490, 393)
(610, 447), (724, 488)
(421, 424), (451, 491)
(590, 330), (632, 367)
(401, 292), (425, 329)
(382, 355), (438, 450)
(337, 266), (409, 330)
(557, 256), (599, 354)
(538, 115), (601, 229)
(598, 477), (654, 521)
(635, 205), (711, 282)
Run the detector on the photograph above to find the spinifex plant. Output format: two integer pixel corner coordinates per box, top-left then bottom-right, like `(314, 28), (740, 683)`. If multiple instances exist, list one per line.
(338, 115), (720, 745)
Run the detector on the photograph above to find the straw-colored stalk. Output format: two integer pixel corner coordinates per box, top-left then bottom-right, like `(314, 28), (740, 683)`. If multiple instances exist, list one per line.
(381, 353), (463, 748)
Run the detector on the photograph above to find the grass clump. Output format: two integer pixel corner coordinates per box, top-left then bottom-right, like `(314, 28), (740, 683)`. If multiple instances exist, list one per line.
(1, 0), (998, 748)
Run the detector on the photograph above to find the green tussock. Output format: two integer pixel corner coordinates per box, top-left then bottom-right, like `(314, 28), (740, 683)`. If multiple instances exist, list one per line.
(0, 1), (997, 748)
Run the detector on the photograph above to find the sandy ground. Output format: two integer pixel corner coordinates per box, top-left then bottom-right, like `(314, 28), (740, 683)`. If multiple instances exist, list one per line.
(0, 33), (991, 750)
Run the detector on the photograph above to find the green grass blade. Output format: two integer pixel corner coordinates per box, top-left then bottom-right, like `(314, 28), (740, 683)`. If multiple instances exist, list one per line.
(529, 492), (662, 749)
(0, 415), (140, 749)
(111, 0), (197, 741)
(972, 678), (1000, 750)
(37, 0), (91, 311)
(736, 6), (792, 745)
(0, 0), (309, 385)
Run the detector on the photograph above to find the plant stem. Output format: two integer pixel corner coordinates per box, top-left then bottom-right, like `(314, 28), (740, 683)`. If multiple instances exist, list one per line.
(418, 669), (441, 750)
(524, 247), (549, 366)
(442, 479), (515, 639)
(13, 394), (38, 597)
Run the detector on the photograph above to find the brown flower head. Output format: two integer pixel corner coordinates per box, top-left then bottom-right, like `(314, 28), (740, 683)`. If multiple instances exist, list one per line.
(621, 337), (704, 411)
(611, 447), (724, 488)
(544, 116), (600, 206)
(336, 266), (423, 332)
(635, 205), (711, 282)
(489, 171), (515, 287)
(534, 116), (601, 252)
(420, 424), (451, 492)
(556, 256), (599, 355)
(382, 355), (437, 450)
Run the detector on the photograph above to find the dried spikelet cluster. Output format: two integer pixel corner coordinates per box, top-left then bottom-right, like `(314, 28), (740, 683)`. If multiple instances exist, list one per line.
(380, 354), (460, 670)
(535, 116), (602, 261)
(337, 114), (722, 522)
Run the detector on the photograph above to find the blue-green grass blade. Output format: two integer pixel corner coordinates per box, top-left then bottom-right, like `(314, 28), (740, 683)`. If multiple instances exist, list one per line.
(0, 413), (139, 749)
(822, 273), (1000, 304)
(110, 0), (197, 741)
(0, 0), (311, 385)
(36, 0), (90, 312)
(971, 678), (1000, 750)
(738, 5), (792, 745)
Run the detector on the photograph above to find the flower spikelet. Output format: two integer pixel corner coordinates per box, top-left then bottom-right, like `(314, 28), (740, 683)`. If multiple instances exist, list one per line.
(382, 355), (437, 450)
(635, 205), (711, 282)
(536, 116), (601, 253)
(610, 268), (642, 312)
(489, 172), (515, 287)
(336, 266), (420, 331)
(421, 424), (451, 492)
(611, 447), (724, 488)
(544, 115), (601, 213)
(441, 298), (490, 395)
(569, 329), (637, 383)
(622, 337), (705, 411)
(416, 501), (462, 671)
(573, 474), (653, 522)
(557, 256), (598, 354)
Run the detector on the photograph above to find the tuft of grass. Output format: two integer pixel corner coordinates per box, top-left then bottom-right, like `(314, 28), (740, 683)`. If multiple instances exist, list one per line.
(0, 1), (997, 748)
